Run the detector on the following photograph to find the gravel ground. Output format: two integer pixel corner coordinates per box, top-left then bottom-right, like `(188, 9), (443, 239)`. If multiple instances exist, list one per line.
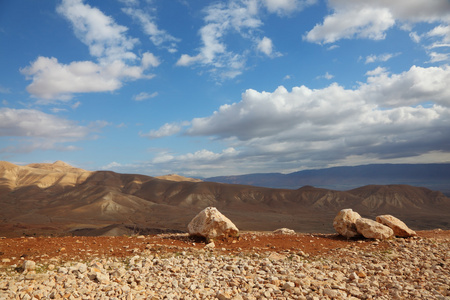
(0, 231), (449, 299)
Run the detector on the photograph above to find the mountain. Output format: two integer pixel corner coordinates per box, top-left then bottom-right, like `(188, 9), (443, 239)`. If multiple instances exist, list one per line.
(206, 163), (450, 195)
(1, 161), (449, 237)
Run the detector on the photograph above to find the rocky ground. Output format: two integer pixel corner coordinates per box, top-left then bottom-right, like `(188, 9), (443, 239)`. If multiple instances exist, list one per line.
(0, 230), (449, 299)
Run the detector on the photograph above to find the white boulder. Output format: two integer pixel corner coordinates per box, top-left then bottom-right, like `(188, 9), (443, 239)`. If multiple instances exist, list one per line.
(333, 208), (361, 238)
(355, 218), (394, 239)
(273, 228), (296, 235)
(376, 215), (416, 237)
(188, 207), (239, 241)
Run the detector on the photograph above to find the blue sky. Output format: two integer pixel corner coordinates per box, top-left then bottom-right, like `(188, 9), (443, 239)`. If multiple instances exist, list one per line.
(1, 0), (450, 177)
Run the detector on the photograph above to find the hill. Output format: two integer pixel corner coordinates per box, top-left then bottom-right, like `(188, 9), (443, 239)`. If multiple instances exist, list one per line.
(155, 174), (203, 182)
(206, 163), (450, 195)
(0, 161), (449, 237)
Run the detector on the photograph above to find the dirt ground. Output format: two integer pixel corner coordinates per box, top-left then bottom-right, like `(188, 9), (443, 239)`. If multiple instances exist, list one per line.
(1, 230), (449, 267)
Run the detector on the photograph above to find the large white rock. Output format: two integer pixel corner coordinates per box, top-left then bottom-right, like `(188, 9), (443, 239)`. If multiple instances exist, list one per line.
(188, 207), (239, 241)
(355, 218), (394, 239)
(376, 215), (416, 237)
(333, 208), (362, 238)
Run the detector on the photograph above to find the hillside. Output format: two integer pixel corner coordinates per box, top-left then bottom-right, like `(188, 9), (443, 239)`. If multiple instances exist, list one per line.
(206, 163), (450, 195)
(1, 161), (449, 237)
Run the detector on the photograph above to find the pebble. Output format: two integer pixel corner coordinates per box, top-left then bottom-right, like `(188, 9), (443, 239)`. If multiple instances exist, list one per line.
(0, 236), (449, 299)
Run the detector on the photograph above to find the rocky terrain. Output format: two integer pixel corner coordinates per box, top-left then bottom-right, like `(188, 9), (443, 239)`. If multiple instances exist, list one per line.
(1, 161), (450, 237)
(0, 230), (449, 299)
(1, 160), (449, 299)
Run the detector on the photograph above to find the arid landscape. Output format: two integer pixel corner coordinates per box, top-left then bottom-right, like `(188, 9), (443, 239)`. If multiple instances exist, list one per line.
(1, 161), (450, 299)
(1, 161), (449, 238)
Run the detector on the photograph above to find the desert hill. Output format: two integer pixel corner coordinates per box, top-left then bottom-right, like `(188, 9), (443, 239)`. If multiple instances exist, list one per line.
(156, 174), (203, 182)
(0, 161), (449, 237)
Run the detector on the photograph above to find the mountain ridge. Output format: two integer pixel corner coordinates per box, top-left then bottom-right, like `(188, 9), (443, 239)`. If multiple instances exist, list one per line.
(206, 163), (450, 195)
(1, 161), (449, 237)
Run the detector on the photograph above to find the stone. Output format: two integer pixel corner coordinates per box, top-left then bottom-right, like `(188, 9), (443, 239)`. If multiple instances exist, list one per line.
(95, 272), (110, 284)
(355, 218), (394, 239)
(376, 215), (416, 237)
(22, 260), (36, 273)
(187, 207), (239, 241)
(333, 209), (361, 238)
(273, 228), (295, 235)
(204, 242), (215, 249)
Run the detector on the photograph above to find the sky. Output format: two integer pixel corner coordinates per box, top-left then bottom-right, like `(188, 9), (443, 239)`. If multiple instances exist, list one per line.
(1, 0), (450, 178)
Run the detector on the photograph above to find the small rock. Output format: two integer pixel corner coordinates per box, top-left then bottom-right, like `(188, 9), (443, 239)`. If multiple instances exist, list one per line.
(22, 260), (36, 273)
(273, 228), (295, 235)
(204, 242), (215, 249)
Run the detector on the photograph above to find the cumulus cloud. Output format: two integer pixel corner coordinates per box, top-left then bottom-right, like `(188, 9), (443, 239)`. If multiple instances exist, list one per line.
(362, 65), (450, 107)
(305, 0), (450, 44)
(21, 1), (159, 102)
(305, 6), (395, 43)
(142, 65), (450, 175)
(141, 52), (160, 68)
(0, 108), (99, 153)
(256, 36), (281, 57)
(21, 56), (153, 102)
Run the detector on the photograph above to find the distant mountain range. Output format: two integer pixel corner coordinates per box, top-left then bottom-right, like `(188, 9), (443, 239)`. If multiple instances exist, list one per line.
(206, 163), (450, 195)
(1, 161), (449, 237)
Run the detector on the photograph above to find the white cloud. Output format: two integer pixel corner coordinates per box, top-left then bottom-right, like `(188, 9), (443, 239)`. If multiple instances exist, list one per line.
(0, 108), (96, 153)
(305, 0), (450, 44)
(0, 108), (89, 138)
(365, 52), (400, 64)
(21, 0), (160, 102)
(365, 66), (387, 76)
(133, 91), (158, 101)
(176, 0), (263, 78)
(101, 161), (123, 170)
(316, 71), (334, 80)
(118, 0), (138, 6)
(409, 31), (421, 43)
(305, 6), (395, 44)
(176, 54), (203, 67)
(362, 65), (450, 107)
(427, 51), (450, 63)
(257, 36), (281, 57)
(122, 7), (180, 51)
(141, 65), (450, 175)
(141, 52), (160, 68)
(57, 0), (138, 63)
(263, 0), (316, 15)
(140, 122), (185, 139)
(176, 0), (297, 79)
(21, 56), (152, 102)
